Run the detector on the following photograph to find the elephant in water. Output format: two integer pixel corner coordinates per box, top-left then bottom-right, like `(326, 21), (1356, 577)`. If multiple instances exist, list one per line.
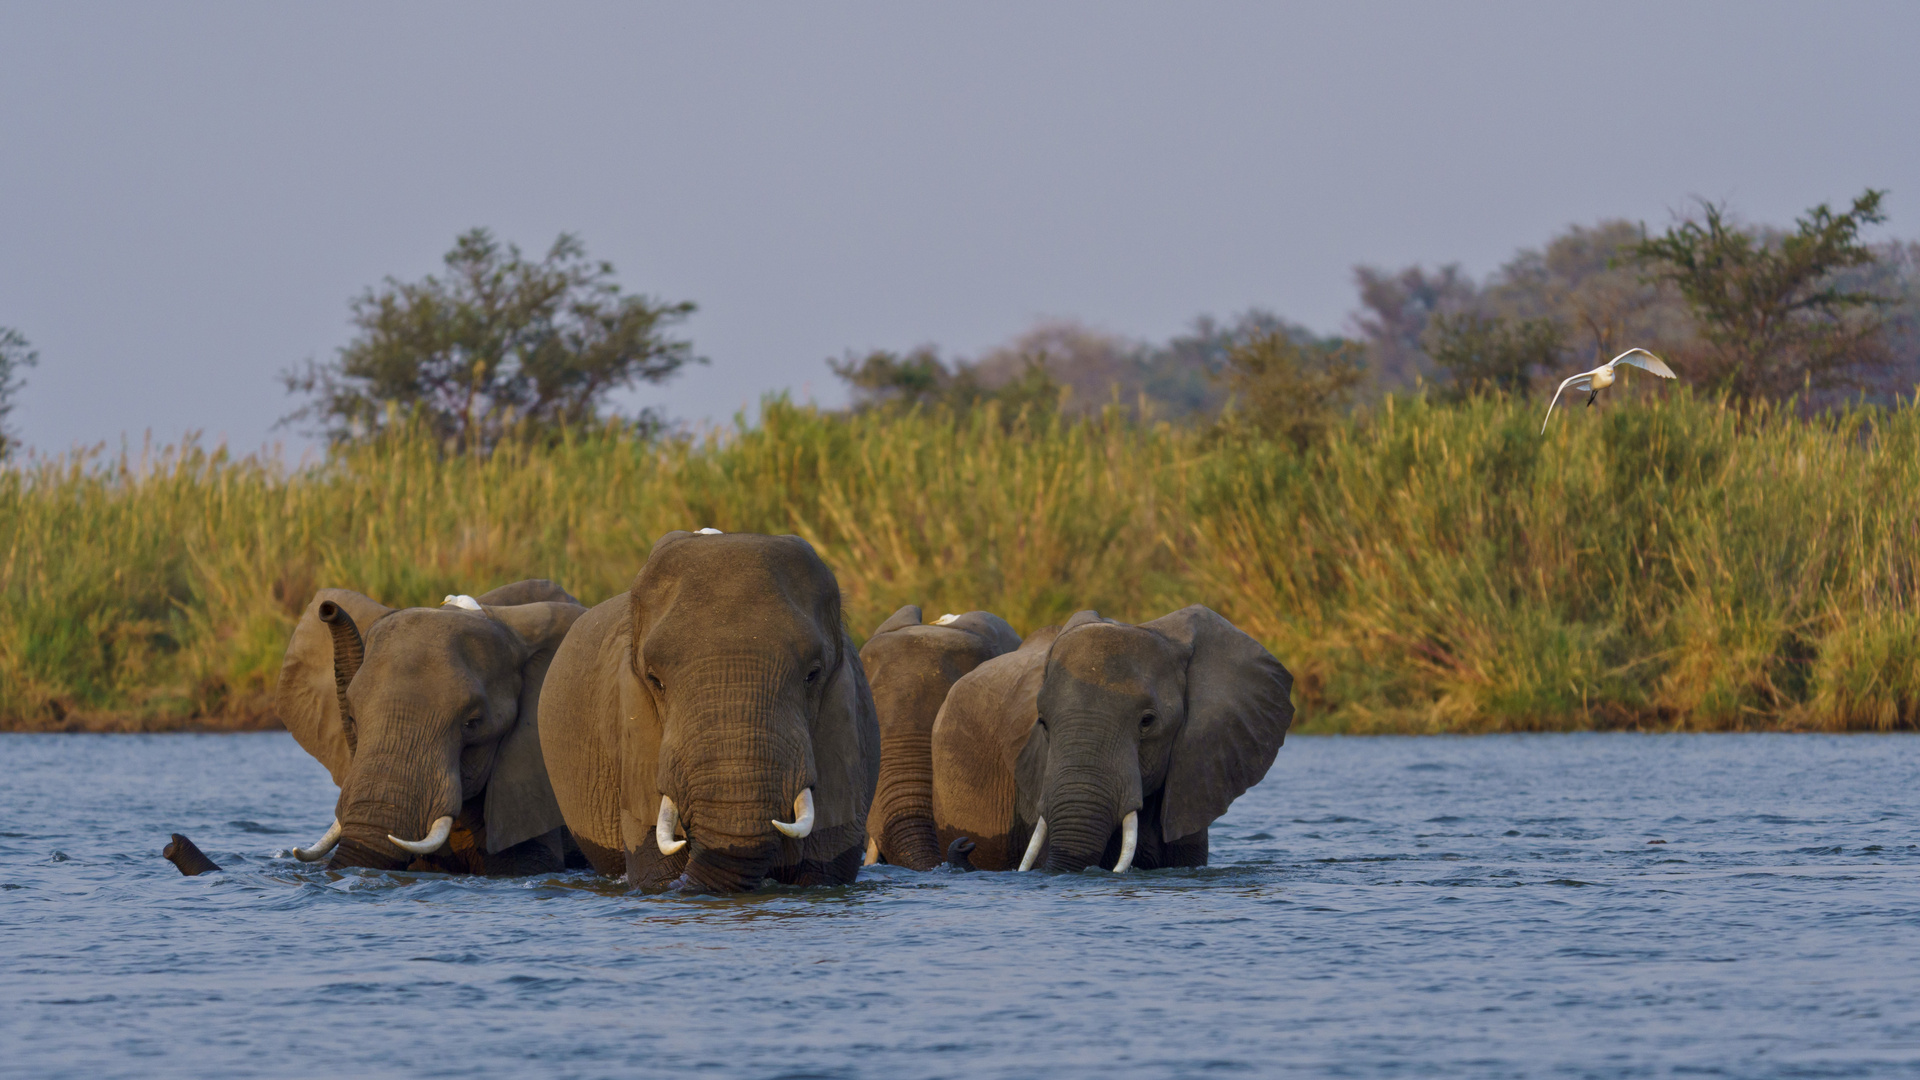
(859, 605), (1020, 870)
(930, 606), (1293, 872)
(274, 579), (586, 874)
(539, 531), (880, 892)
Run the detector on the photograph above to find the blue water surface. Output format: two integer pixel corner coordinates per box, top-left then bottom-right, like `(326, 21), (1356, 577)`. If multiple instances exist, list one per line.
(2, 732), (1916, 1079)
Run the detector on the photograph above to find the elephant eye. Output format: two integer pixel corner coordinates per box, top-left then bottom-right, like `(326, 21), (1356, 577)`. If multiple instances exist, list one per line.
(1035, 716), (1047, 731)
(647, 670), (664, 691)
(462, 714), (483, 733)
(1140, 711), (1156, 730)
(805, 664), (823, 685)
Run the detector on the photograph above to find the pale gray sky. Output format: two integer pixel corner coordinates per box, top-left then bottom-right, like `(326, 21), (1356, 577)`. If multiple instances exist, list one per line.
(3, 2), (1916, 455)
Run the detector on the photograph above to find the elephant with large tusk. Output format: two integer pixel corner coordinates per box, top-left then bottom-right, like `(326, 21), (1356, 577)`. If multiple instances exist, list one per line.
(859, 605), (1020, 870)
(273, 579), (587, 874)
(538, 531), (880, 893)
(930, 606), (1293, 873)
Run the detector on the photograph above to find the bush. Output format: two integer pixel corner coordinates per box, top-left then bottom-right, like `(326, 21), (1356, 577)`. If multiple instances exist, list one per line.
(7, 394), (1918, 732)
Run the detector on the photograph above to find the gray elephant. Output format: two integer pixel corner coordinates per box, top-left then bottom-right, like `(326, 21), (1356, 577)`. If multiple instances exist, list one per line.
(539, 531), (880, 893)
(930, 606), (1292, 872)
(860, 605), (1021, 870)
(275, 579), (586, 874)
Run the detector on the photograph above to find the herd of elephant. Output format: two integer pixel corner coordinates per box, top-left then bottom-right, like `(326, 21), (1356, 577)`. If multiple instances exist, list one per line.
(271, 529), (1297, 894)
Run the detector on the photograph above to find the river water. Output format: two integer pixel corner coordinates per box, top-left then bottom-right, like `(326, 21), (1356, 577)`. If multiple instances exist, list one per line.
(2, 732), (1916, 1079)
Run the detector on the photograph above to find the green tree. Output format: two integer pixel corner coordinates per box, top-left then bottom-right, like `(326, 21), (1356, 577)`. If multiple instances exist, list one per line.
(284, 229), (699, 446)
(829, 346), (1061, 423)
(829, 346), (952, 410)
(1216, 330), (1364, 449)
(1422, 313), (1563, 401)
(1634, 190), (1891, 401)
(0, 327), (38, 460)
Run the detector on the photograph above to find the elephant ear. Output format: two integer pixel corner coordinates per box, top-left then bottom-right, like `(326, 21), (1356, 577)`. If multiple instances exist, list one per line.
(476, 579), (579, 607)
(274, 589), (395, 785)
(803, 628), (882, 863)
(870, 604), (924, 637)
(1143, 605), (1294, 843)
(480, 600), (588, 854)
(1012, 714), (1050, 831)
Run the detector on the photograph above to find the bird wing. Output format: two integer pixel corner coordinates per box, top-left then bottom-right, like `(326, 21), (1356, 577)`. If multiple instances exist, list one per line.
(1540, 371), (1591, 434)
(1609, 348), (1676, 379)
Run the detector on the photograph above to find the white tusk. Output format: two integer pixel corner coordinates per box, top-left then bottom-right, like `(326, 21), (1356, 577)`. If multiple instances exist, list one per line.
(1017, 817), (1048, 872)
(1113, 811), (1138, 873)
(388, 815), (453, 855)
(656, 795), (687, 855)
(293, 819), (342, 862)
(772, 789), (816, 839)
(864, 837), (880, 866)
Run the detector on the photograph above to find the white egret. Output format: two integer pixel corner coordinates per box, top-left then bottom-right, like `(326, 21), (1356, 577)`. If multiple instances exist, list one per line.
(1540, 348), (1677, 434)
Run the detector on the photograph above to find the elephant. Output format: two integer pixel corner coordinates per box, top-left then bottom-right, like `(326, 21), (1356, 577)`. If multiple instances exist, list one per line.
(859, 605), (1021, 870)
(929, 606), (1293, 873)
(274, 579), (586, 874)
(538, 530), (881, 893)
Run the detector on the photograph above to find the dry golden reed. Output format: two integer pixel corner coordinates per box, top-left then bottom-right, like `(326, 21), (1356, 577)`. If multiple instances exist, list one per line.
(3, 392), (1916, 732)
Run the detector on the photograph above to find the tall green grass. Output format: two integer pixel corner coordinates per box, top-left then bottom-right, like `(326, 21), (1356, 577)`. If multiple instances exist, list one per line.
(3, 393), (1917, 732)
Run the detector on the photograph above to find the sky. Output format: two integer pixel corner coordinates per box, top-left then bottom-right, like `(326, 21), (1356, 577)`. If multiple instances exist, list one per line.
(3, 1), (1917, 456)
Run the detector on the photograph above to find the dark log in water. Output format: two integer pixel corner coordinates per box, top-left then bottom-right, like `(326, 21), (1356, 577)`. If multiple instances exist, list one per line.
(164, 833), (221, 876)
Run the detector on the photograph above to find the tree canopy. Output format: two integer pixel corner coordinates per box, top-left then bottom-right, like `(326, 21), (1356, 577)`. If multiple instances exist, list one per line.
(1634, 189), (1890, 401)
(1216, 330), (1364, 449)
(284, 229), (698, 447)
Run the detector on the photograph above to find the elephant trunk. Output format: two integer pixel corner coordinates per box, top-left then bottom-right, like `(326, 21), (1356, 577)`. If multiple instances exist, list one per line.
(327, 721), (463, 872)
(653, 656), (820, 893)
(672, 842), (779, 894)
(664, 784), (797, 893)
(1039, 755), (1141, 873)
(872, 726), (940, 870)
(317, 601), (365, 755)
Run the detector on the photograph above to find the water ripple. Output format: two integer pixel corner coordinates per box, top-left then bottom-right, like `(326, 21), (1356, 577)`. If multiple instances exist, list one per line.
(2, 731), (1918, 1078)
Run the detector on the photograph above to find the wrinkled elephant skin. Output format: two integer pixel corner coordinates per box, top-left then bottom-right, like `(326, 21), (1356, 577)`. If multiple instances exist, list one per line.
(275, 579), (585, 874)
(860, 605), (1020, 870)
(931, 606), (1292, 873)
(539, 532), (880, 893)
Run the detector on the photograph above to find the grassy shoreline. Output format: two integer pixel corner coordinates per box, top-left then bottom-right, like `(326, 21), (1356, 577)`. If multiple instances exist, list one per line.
(5, 394), (1917, 734)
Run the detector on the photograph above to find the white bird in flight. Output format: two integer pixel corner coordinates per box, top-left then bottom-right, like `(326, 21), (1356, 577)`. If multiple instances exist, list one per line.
(1540, 348), (1677, 434)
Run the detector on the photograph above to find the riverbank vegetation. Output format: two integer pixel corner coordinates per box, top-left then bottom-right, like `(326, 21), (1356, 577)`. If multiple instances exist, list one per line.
(7, 191), (1917, 733)
(4, 389), (1917, 733)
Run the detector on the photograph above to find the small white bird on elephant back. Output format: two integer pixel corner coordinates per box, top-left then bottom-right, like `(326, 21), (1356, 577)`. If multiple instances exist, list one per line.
(1540, 348), (1678, 434)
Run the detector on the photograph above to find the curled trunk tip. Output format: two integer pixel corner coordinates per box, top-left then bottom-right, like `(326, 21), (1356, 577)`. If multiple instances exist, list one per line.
(317, 601), (364, 755)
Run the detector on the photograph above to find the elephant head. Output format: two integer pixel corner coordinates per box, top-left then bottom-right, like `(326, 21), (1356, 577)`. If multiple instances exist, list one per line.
(931, 606), (1291, 872)
(861, 605), (1021, 870)
(274, 579), (585, 874)
(539, 531), (880, 893)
